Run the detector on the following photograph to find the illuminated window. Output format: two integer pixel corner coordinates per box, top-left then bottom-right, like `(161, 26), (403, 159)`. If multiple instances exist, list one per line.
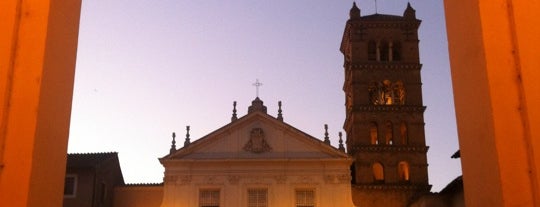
(398, 161), (410, 182)
(199, 189), (220, 207)
(400, 121), (408, 144)
(385, 121), (393, 145)
(370, 122), (378, 145)
(63, 174), (77, 198)
(368, 80), (406, 105)
(248, 189), (267, 207)
(372, 162), (385, 182)
(296, 189), (315, 207)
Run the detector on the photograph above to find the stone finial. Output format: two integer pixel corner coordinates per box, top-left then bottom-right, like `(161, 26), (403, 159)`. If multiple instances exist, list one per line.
(248, 97), (267, 114)
(349, 2), (361, 19)
(231, 101), (238, 122)
(169, 132), (177, 154)
(277, 101), (283, 121)
(323, 124), (331, 145)
(338, 132), (345, 152)
(403, 2), (416, 19)
(184, 126), (191, 147)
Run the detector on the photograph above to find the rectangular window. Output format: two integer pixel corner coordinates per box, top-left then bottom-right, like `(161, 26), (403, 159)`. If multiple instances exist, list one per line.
(199, 189), (220, 207)
(64, 175), (77, 198)
(296, 189), (315, 207)
(247, 188), (267, 207)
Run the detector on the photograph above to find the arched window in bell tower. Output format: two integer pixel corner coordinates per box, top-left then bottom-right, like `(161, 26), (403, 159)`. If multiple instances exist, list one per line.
(368, 40), (377, 61)
(379, 40), (389, 61)
(393, 81), (406, 105)
(392, 41), (402, 61)
(369, 122), (378, 145)
(400, 121), (408, 144)
(373, 162), (385, 182)
(398, 161), (410, 182)
(385, 121), (393, 145)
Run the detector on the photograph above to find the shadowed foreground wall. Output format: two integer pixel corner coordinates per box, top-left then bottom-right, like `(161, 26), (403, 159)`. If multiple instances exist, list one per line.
(0, 0), (81, 206)
(114, 186), (163, 207)
(444, 0), (540, 206)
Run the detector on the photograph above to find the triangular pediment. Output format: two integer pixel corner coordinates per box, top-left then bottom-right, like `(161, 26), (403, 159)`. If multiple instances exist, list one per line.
(162, 112), (348, 161)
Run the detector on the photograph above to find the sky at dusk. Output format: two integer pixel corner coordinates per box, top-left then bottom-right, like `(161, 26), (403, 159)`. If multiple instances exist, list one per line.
(69, 0), (461, 191)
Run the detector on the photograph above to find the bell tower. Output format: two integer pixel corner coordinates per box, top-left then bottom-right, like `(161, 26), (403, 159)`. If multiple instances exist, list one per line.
(340, 3), (431, 206)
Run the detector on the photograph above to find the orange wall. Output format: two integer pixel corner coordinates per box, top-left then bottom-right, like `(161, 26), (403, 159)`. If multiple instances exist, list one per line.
(444, 0), (540, 206)
(0, 0), (81, 206)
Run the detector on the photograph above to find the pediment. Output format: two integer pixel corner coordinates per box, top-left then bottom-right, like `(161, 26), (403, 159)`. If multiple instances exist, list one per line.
(162, 112), (348, 161)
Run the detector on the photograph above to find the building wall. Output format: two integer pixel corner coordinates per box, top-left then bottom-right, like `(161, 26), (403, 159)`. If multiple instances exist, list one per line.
(114, 186), (163, 207)
(0, 0), (81, 206)
(444, 0), (540, 206)
(160, 160), (354, 207)
(63, 170), (96, 207)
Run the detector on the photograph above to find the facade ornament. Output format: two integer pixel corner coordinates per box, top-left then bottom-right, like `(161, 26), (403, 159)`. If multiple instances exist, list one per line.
(324, 175), (336, 184)
(205, 176), (217, 184)
(176, 175), (191, 185)
(337, 174), (351, 183)
(277, 101), (283, 121)
(295, 176), (315, 184)
(231, 101), (238, 122)
(323, 124), (331, 145)
(243, 128), (272, 153)
(338, 132), (346, 152)
(184, 126), (191, 147)
(274, 175), (287, 184)
(164, 175), (177, 183)
(169, 132), (176, 154)
(228, 175), (240, 185)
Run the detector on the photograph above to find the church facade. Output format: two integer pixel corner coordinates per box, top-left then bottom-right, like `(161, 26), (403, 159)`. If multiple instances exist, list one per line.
(158, 98), (355, 207)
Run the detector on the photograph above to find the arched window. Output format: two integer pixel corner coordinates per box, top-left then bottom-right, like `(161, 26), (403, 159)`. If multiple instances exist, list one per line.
(382, 80), (393, 105)
(392, 41), (402, 61)
(380, 40), (389, 61)
(372, 162), (385, 182)
(368, 80), (406, 106)
(392, 81), (406, 105)
(368, 40), (377, 61)
(385, 121), (393, 145)
(370, 122), (378, 145)
(398, 161), (410, 182)
(400, 121), (408, 144)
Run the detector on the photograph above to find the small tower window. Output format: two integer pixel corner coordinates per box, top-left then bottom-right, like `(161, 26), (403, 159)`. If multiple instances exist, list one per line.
(368, 40), (377, 61)
(392, 42), (402, 61)
(393, 81), (406, 105)
(398, 161), (410, 182)
(385, 121), (393, 145)
(370, 122), (378, 145)
(400, 121), (408, 144)
(379, 40), (390, 61)
(372, 162), (385, 182)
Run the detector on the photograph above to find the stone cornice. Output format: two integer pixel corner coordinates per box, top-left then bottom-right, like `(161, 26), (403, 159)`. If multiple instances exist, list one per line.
(354, 105), (426, 112)
(350, 145), (429, 153)
(348, 63), (422, 70)
(353, 183), (431, 191)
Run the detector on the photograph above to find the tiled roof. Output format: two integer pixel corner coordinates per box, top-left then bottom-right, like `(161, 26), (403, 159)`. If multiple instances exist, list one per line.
(66, 152), (119, 168)
(439, 175), (463, 194)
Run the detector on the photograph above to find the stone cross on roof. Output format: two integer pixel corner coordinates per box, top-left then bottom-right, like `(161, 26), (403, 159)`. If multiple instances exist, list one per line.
(252, 79), (262, 97)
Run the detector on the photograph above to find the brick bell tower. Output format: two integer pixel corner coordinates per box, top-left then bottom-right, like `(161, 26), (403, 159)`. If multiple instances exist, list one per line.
(340, 3), (431, 206)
